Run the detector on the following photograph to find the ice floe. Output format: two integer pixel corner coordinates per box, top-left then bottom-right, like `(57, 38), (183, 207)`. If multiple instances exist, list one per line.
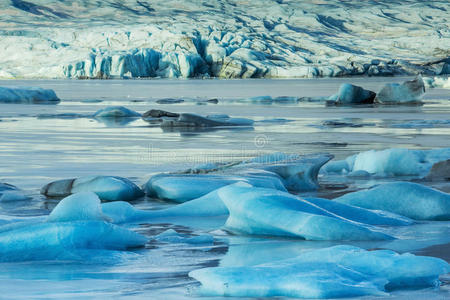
(145, 153), (332, 202)
(219, 184), (392, 240)
(41, 176), (144, 201)
(0, 192), (147, 262)
(374, 76), (425, 104)
(323, 148), (450, 177)
(0, 86), (60, 104)
(335, 182), (450, 220)
(190, 245), (450, 298)
(424, 76), (450, 89)
(93, 106), (141, 118)
(327, 83), (376, 105)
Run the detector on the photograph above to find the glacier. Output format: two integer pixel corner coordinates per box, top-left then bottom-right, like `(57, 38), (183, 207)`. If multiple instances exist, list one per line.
(190, 245), (450, 298)
(0, 86), (60, 104)
(334, 182), (450, 220)
(41, 175), (144, 201)
(0, 1), (449, 79)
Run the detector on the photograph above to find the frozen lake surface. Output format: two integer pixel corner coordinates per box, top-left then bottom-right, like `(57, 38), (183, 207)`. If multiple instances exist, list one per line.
(0, 77), (449, 299)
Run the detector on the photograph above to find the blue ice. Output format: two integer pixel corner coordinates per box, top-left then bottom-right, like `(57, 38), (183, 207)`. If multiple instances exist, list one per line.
(93, 106), (141, 118)
(218, 184), (392, 240)
(335, 182), (450, 220)
(0, 192), (147, 262)
(323, 147), (450, 176)
(41, 175), (144, 201)
(189, 245), (450, 298)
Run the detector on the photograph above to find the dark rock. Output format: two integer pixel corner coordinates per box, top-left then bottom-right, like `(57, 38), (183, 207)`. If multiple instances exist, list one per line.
(142, 109), (179, 118)
(424, 159), (450, 181)
(156, 98), (184, 104)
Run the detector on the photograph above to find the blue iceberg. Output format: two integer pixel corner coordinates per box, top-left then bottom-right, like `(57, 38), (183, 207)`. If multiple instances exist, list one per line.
(0, 86), (60, 104)
(93, 106), (141, 118)
(145, 153), (332, 202)
(335, 182), (450, 220)
(189, 245), (450, 298)
(0, 192), (147, 262)
(145, 174), (286, 203)
(323, 148), (450, 177)
(41, 176), (144, 201)
(218, 185), (392, 240)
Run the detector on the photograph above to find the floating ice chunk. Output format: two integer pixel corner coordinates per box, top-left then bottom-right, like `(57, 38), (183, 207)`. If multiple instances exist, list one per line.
(250, 153), (333, 191)
(323, 148), (450, 176)
(424, 76), (450, 89)
(145, 174), (286, 202)
(0, 86), (60, 104)
(304, 197), (413, 226)
(47, 192), (110, 223)
(375, 76), (425, 104)
(153, 229), (213, 244)
(335, 182), (450, 220)
(190, 261), (385, 298)
(0, 221), (147, 262)
(190, 245), (449, 298)
(219, 185), (392, 240)
(192, 246), (448, 298)
(160, 113), (254, 127)
(103, 183), (254, 224)
(93, 106), (141, 118)
(328, 83), (376, 105)
(41, 176), (144, 201)
(0, 192), (147, 262)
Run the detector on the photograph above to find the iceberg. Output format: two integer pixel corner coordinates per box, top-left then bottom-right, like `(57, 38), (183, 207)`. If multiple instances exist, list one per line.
(374, 76), (425, 104)
(145, 153), (332, 202)
(102, 186), (229, 223)
(0, 86), (60, 104)
(327, 83), (376, 105)
(323, 148), (450, 177)
(41, 176), (144, 201)
(145, 174), (286, 203)
(219, 184), (392, 240)
(160, 113), (254, 127)
(189, 245), (450, 298)
(93, 106), (141, 118)
(335, 182), (450, 220)
(0, 192), (147, 262)
(304, 197), (413, 226)
(424, 76), (450, 89)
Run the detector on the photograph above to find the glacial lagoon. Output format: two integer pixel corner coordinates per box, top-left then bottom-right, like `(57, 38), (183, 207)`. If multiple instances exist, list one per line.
(0, 78), (450, 299)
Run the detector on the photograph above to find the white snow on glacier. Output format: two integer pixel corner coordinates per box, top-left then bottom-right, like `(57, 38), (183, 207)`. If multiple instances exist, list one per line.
(0, 0), (449, 79)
